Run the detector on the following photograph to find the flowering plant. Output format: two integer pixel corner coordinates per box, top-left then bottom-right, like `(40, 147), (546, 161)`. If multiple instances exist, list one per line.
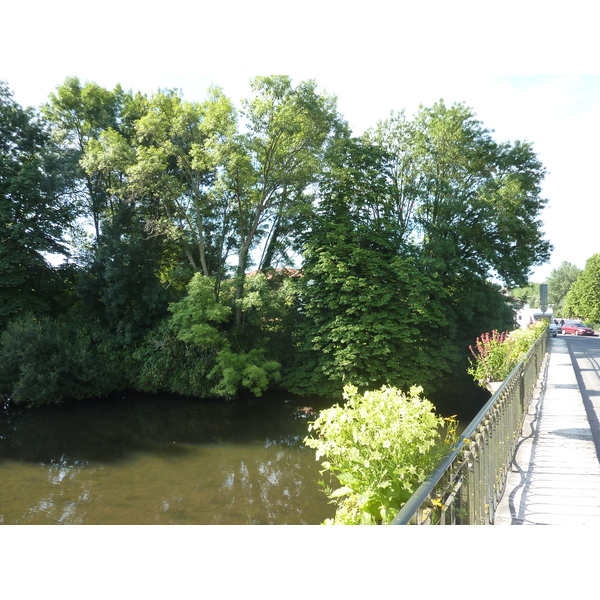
(468, 330), (515, 388)
(468, 321), (547, 389)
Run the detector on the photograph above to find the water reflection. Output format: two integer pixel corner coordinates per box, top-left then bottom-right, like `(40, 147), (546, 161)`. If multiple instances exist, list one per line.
(0, 394), (334, 525)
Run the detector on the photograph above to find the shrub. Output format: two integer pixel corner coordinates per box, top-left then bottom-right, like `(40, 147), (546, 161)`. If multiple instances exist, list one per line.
(468, 321), (546, 389)
(164, 273), (283, 399)
(0, 314), (117, 405)
(304, 384), (457, 525)
(131, 319), (217, 398)
(209, 349), (281, 399)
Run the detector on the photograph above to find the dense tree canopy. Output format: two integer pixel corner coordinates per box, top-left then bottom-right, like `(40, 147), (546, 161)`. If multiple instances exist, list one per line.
(0, 77), (552, 405)
(289, 103), (550, 397)
(368, 102), (551, 287)
(0, 81), (76, 330)
(546, 261), (580, 314)
(42, 77), (132, 243)
(564, 254), (600, 322)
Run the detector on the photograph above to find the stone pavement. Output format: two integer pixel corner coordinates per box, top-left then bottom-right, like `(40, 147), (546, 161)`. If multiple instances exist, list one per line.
(494, 337), (600, 524)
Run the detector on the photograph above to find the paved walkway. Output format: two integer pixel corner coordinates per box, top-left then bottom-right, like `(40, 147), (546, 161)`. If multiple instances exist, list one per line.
(495, 337), (600, 524)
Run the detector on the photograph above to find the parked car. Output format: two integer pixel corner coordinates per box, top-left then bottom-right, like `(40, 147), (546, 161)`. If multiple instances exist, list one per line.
(561, 323), (596, 336)
(548, 323), (558, 337)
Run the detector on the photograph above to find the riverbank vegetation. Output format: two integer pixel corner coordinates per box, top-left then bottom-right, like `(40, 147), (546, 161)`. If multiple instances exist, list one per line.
(304, 384), (458, 524)
(1, 76), (551, 408)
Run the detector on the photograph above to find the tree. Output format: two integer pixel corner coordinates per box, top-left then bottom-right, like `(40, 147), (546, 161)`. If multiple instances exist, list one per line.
(124, 86), (237, 282)
(287, 138), (457, 397)
(220, 76), (346, 323)
(563, 254), (600, 322)
(0, 81), (76, 330)
(510, 282), (541, 308)
(43, 77), (128, 243)
(369, 102), (550, 376)
(75, 203), (172, 346)
(546, 261), (580, 314)
(398, 101), (550, 287)
(291, 100), (550, 399)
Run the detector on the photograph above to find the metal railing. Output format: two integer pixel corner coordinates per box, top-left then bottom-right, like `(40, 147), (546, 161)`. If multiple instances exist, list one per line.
(390, 329), (548, 525)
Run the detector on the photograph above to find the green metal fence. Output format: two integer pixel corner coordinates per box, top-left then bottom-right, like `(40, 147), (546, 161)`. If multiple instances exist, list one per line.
(390, 329), (548, 525)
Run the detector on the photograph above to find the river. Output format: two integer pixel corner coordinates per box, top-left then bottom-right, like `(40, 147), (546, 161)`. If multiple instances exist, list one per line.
(0, 392), (335, 525)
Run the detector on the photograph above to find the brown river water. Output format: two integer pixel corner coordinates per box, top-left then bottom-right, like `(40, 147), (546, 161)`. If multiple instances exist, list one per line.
(0, 392), (335, 525)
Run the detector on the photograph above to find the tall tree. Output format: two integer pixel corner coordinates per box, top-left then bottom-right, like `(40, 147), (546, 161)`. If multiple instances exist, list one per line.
(131, 87), (236, 280)
(546, 261), (580, 314)
(563, 254), (600, 322)
(82, 86), (237, 296)
(75, 203), (172, 345)
(43, 77), (126, 242)
(0, 81), (75, 329)
(220, 76), (346, 323)
(371, 101), (551, 287)
(287, 138), (457, 397)
(291, 102), (551, 398)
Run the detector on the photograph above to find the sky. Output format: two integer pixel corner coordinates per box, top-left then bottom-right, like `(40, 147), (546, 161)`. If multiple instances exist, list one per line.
(3, 1), (599, 285)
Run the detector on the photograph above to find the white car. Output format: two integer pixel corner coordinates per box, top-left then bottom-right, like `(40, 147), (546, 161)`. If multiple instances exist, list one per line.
(548, 323), (558, 337)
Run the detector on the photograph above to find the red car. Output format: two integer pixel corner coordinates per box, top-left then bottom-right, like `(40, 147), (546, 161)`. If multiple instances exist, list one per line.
(561, 323), (596, 336)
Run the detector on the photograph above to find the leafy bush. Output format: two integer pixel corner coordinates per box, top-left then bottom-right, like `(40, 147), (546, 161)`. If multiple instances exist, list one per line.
(0, 314), (117, 405)
(164, 273), (283, 399)
(131, 319), (217, 398)
(304, 384), (457, 525)
(168, 273), (231, 348)
(209, 349), (281, 398)
(468, 321), (546, 389)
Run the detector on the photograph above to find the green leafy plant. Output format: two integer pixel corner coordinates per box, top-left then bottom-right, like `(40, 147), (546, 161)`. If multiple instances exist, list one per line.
(165, 273), (282, 398)
(0, 314), (118, 405)
(468, 321), (546, 389)
(209, 349), (281, 398)
(304, 384), (457, 525)
(467, 330), (513, 388)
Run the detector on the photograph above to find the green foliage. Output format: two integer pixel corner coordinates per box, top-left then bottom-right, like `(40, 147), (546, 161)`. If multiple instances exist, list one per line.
(510, 283), (541, 308)
(0, 81), (76, 330)
(563, 254), (600, 322)
(291, 104), (551, 398)
(43, 76), (127, 241)
(2, 77), (553, 409)
(164, 272), (283, 398)
(304, 385), (456, 524)
(209, 349), (281, 398)
(369, 102), (551, 288)
(120, 86), (237, 278)
(0, 314), (118, 405)
(131, 319), (216, 398)
(168, 273), (231, 347)
(467, 321), (546, 388)
(230, 270), (300, 364)
(76, 204), (171, 345)
(222, 76), (347, 322)
(546, 261), (580, 314)
(467, 330), (513, 387)
(508, 321), (547, 356)
(289, 246), (456, 397)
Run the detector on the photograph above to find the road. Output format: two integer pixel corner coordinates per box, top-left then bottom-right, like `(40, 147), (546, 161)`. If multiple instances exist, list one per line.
(562, 332), (600, 460)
